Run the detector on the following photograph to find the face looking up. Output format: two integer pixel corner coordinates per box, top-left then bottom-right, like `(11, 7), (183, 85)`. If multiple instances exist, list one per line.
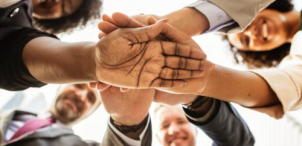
(228, 9), (289, 52)
(32, 0), (83, 19)
(54, 84), (100, 124)
(156, 105), (197, 146)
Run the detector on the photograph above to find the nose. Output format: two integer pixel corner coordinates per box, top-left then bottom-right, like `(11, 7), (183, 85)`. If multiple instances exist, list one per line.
(244, 26), (257, 40)
(75, 90), (89, 102)
(168, 123), (180, 135)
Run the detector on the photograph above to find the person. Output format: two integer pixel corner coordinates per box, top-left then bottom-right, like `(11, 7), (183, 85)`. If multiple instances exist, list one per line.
(0, 83), (101, 145)
(1, 0), (102, 34)
(0, 0), (211, 91)
(99, 85), (255, 146)
(226, 0), (300, 68)
(1, 83), (154, 146)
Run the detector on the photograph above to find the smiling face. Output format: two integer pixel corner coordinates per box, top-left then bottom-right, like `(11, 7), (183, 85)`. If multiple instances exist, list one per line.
(156, 106), (197, 146)
(228, 9), (289, 51)
(54, 84), (100, 124)
(31, 0), (83, 19)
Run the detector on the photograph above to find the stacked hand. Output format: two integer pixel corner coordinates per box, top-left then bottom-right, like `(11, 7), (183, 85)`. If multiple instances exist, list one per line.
(93, 15), (214, 90)
(97, 12), (215, 126)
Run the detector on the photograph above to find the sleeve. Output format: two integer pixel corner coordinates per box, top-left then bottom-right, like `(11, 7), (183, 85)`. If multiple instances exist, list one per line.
(102, 115), (152, 146)
(207, 0), (274, 33)
(251, 31), (302, 119)
(0, 27), (58, 91)
(184, 100), (255, 146)
(187, 0), (235, 33)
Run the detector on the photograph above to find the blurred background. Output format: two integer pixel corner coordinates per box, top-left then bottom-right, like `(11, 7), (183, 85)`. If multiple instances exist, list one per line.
(1, 0), (302, 145)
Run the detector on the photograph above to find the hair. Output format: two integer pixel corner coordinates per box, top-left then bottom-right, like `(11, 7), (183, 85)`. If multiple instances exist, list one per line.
(224, 0), (294, 69)
(33, 0), (102, 34)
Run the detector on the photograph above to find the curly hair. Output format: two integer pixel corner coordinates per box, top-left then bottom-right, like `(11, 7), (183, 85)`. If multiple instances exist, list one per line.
(33, 0), (102, 34)
(224, 0), (294, 69)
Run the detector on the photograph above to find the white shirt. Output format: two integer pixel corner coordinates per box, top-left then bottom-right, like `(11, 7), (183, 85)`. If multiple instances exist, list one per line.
(187, 0), (235, 33)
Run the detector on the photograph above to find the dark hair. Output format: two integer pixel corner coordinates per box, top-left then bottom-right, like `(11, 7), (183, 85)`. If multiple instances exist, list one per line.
(33, 0), (102, 34)
(225, 0), (294, 69)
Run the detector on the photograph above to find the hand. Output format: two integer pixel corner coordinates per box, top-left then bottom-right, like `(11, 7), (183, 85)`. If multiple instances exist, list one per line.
(154, 90), (198, 105)
(100, 86), (155, 125)
(94, 15), (214, 89)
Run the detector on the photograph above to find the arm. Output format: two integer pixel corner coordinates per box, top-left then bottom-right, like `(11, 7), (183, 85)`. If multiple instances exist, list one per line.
(163, 65), (279, 108)
(100, 87), (154, 145)
(132, 0), (274, 36)
(1, 22), (211, 90)
(184, 99), (255, 146)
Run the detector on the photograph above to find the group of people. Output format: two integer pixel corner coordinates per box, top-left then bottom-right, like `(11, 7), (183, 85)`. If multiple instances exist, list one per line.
(1, 0), (302, 145)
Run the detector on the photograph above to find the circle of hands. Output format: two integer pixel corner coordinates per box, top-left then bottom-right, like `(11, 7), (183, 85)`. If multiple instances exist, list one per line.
(92, 12), (215, 123)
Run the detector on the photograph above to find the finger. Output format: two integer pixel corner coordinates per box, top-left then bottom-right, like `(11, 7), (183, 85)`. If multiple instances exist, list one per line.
(160, 68), (204, 79)
(112, 12), (145, 28)
(165, 56), (214, 70)
(102, 14), (116, 25)
(124, 19), (168, 43)
(149, 79), (187, 88)
(160, 41), (206, 59)
(96, 82), (111, 91)
(120, 88), (131, 92)
(98, 32), (106, 39)
(89, 82), (97, 89)
(98, 21), (118, 34)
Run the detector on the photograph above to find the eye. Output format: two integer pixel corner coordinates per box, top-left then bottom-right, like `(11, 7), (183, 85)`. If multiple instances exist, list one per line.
(87, 92), (96, 104)
(161, 124), (169, 129)
(244, 35), (250, 47)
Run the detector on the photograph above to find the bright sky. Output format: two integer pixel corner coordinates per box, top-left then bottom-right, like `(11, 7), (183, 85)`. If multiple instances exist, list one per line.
(1, 0), (302, 145)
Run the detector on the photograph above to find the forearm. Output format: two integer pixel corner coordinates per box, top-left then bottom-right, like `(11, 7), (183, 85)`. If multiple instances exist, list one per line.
(162, 8), (209, 36)
(165, 65), (279, 108)
(23, 37), (97, 84)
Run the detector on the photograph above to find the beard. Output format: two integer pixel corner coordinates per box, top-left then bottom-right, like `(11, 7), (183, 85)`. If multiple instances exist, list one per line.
(55, 94), (85, 123)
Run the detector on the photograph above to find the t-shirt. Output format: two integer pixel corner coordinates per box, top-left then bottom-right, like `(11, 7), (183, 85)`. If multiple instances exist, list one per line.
(0, 0), (58, 91)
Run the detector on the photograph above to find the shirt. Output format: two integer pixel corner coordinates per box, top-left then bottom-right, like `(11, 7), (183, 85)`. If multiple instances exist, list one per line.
(187, 0), (234, 33)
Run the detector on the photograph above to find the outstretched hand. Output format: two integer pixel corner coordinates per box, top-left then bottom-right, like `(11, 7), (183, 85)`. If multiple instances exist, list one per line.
(94, 18), (211, 89)
(91, 13), (215, 91)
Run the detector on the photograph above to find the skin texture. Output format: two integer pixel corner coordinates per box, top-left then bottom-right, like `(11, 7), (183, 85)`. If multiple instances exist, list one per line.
(155, 106), (197, 146)
(32, 0), (83, 19)
(95, 20), (212, 88)
(91, 11), (214, 91)
(23, 21), (212, 89)
(53, 84), (100, 124)
(96, 12), (279, 110)
(228, 9), (300, 51)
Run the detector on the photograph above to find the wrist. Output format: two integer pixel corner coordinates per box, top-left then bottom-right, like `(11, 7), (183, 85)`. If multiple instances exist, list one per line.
(111, 114), (147, 126)
(84, 42), (98, 81)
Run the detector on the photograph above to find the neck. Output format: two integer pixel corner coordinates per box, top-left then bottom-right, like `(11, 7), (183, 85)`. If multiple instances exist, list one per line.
(284, 11), (301, 42)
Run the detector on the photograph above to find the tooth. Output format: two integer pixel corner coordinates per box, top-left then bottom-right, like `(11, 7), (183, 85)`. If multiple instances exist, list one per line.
(263, 24), (268, 38)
